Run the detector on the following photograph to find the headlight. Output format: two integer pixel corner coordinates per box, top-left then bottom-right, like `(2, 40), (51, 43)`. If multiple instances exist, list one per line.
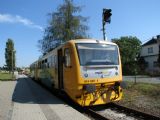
(115, 72), (118, 75)
(84, 73), (88, 78)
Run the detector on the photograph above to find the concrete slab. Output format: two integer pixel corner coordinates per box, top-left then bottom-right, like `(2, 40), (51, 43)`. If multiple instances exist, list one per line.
(0, 81), (16, 120)
(11, 76), (90, 120)
(12, 103), (47, 120)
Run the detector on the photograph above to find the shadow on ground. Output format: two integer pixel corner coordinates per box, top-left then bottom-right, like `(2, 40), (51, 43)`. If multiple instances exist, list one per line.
(12, 77), (62, 104)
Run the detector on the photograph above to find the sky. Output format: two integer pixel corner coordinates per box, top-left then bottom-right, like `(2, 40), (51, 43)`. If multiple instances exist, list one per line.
(0, 0), (160, 67)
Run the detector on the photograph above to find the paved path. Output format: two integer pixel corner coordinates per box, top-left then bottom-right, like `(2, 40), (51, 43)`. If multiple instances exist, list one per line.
(0, 75), (90, 120)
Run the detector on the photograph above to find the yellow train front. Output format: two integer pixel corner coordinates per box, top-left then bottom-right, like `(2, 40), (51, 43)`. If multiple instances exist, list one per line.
(30, 39), (123, 106)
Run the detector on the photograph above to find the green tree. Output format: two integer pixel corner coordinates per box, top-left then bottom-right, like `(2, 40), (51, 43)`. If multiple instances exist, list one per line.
(137, 56), (147, 74)
(38, 0), (89, 53)
(5, 39), (16, 72)
(112, 36), (142, 75)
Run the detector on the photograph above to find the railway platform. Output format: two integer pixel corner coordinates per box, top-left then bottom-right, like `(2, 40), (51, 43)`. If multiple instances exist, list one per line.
(0, 75), (90, 120)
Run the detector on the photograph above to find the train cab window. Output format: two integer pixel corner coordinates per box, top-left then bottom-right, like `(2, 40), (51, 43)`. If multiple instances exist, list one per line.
(54, 55), (58, 68)
(38, 62), (41, 69)
(64, 48), (71, 67)
(48, 56), (52, 68)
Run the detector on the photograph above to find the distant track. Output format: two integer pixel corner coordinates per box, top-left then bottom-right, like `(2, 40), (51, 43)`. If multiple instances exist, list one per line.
(86, 103), (160, 120)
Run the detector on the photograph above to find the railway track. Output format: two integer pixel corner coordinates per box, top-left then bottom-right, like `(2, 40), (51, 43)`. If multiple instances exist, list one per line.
(85, 103), (160, 120)
(32, 79), (160, 120)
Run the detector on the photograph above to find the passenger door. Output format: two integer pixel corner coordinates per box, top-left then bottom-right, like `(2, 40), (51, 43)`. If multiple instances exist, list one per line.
(58, 49), (64, 90)
(63, 47), (73, 93)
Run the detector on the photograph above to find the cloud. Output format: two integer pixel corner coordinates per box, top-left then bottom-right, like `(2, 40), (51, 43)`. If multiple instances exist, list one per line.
(0, 14), (43, 31)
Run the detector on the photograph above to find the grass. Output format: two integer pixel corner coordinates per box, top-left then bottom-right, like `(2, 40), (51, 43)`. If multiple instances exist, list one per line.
(117, 81), (160, 117)
(125, 82), (160, 98)
(0, 72), (15, 81)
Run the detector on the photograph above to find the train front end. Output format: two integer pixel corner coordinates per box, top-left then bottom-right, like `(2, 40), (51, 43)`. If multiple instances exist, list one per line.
(74, 40), (122, 106)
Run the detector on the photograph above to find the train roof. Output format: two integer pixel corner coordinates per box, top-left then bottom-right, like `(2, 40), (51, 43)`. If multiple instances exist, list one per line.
(30, 60), (38, 66)
(68, 39), (117, 45)
(37, 39), (117, 61)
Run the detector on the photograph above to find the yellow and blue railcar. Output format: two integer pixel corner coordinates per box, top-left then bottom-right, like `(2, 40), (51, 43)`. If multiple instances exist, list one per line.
(30, 39), (123, 106)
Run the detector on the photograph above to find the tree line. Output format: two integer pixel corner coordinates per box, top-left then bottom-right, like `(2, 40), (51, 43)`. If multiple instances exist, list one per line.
(112, 36), (146, 75)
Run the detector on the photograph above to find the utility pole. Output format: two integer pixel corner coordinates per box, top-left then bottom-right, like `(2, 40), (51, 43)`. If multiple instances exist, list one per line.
(102, 9), (112, 41)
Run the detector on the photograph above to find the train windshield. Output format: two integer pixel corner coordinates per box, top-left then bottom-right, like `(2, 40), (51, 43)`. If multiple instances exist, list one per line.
(76, 43), (119, 66)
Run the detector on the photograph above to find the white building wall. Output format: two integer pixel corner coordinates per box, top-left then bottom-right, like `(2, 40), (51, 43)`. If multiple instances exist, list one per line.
(141, 42), (160, 73)
(144, 56), (158, 71)
(141, 43), (159, 57)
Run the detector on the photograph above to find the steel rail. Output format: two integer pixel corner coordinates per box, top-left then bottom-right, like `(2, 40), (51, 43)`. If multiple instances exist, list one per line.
(84, 108), (109, 120)
(110, 103), (160, 120)
(88, 103), (160, 120)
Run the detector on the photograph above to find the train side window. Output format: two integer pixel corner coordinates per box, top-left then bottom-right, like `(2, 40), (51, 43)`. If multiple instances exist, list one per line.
(64, 48), (71, 67)
(40, 62), (42, 69)
(51, 56), (54, 67)
(48, 56), (52, 68)
(38, 62), (41, 69)
(54, 55), (57, 68)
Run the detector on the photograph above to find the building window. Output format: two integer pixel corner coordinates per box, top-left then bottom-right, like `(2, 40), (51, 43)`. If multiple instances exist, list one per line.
(145, 62), (148, 67)
(148, 47), (153, 53)
(153, 61), (158, 67)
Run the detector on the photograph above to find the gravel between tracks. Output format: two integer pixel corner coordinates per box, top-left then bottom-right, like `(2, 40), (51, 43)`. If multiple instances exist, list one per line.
(98, 108), (137, 120)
